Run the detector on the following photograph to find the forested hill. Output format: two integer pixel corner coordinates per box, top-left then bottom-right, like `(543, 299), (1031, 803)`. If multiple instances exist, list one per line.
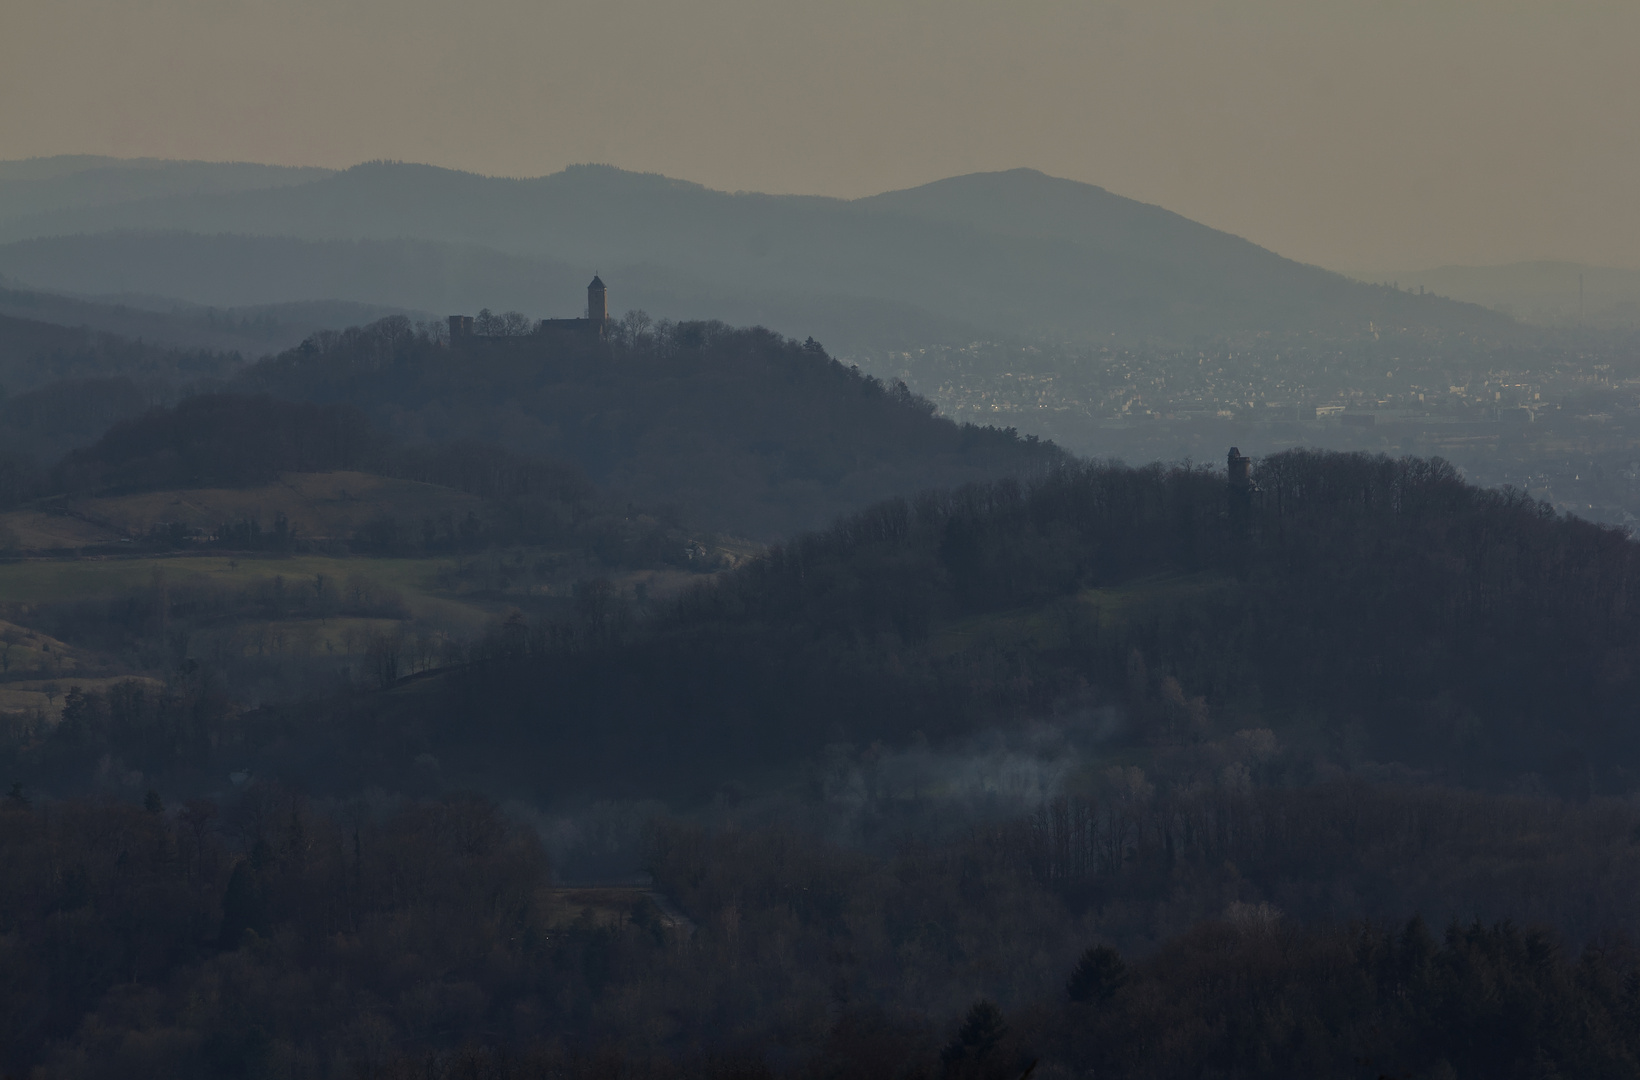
(0, 156), (331, 222)
(0, 304), (272, 477)
(20, 451), (1640, 1077)
(375, 449), (1640, 801)
(0, 308), (245, 395)
(0, 157), (1512, 345)
(0, 297), (415, 490)
(23, 444), (1640, 804)
(27, 445), (1633, 804)
(234, 316), (1061, 538)
(0, 278), (414, 356)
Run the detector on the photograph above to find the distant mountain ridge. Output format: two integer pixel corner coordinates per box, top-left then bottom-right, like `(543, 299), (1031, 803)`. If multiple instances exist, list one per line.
(0, 233), (968, 352)
(0, 277), (417, 356)
(1357, 260), (1640, 329)
(0, 157), (332, 222)
(0, 156), (1513, 346)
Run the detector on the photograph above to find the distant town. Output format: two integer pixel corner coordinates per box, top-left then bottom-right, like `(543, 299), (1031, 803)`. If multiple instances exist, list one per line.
(858, 331), (1640, 529)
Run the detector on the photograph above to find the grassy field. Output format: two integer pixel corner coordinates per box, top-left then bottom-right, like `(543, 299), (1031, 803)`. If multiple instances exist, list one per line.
(0, 474), (745, 700)
(0, 472), (486, 550)
(0, 553), (447, 600)
(0, 675), (165, 724)
(0, 553), (721, 612)
(0, 551), (473, 682)
(0, 509), (114, 549)
(0, 617), (92, 679)
(0, 547), (737, 696)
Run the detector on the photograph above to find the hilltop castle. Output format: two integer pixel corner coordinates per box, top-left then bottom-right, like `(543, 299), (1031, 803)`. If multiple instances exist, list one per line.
(448, 275), (609, 342)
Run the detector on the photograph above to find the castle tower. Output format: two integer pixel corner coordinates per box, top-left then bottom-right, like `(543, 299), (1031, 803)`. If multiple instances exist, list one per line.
(587, 275), (607, 322)
(1227, 446), (1255, 520)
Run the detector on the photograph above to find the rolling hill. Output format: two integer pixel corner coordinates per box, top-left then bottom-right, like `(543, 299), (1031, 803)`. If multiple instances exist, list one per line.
(234, 319), (1063, 538)
(0, 234), (961, 352)
(0, 278), (415, 356)
(0, 156), (331, 223)
(0, 471), (486, 551)
(0, 307), (246, 398)
(0, 157), (1515, 346)
(1361, 260), (1640, 329)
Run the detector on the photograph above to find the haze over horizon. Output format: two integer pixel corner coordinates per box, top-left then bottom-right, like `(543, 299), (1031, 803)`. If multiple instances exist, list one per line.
(6, 1), (1637, 274)
(15, 5), (1640, 1078)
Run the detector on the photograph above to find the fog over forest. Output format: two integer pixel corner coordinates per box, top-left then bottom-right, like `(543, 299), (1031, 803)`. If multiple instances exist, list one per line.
(4, 6), (1640, 1077)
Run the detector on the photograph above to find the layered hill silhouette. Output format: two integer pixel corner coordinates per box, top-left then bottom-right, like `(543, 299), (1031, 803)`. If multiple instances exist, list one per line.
(374, 449), (1640, 801)
(0, 156), (331, 221)
(0, 284), (413, 463)
(0, 157), (1513, 346)
(1366, 259), (1640, 329)
(0, 234), (956, 351)
(0, 278), (413, 357)
(0, 313), (1061, 540)
(0, 305), (246, 398)
(233, 318), (1061, 538)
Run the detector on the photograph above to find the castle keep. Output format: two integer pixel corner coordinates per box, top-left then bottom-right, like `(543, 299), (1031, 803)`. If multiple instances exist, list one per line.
(448, 275), (609, 342)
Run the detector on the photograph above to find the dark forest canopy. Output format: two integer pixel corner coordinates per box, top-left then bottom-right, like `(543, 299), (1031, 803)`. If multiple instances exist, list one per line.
(0, 313), (1060, 541)
(7, 164), (1634, 1080)
(12, 449), (1640, 1077)
(7, 781), (1640, 1079)
(52, 393), (384, 493)
(18, 392), (694, 562)
(0, 307), (257, 499)
(0, 377), (169, 504)
(234, 315), (1062, 538)
(0, 308), (242, 396)
(402, 448), (1640, 800)
(20, 448), (1640, 804)
(37, 391), (593, 511)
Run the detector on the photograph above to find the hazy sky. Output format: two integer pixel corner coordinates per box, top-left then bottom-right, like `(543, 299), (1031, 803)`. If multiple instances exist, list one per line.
(4, 1), (1637, 271)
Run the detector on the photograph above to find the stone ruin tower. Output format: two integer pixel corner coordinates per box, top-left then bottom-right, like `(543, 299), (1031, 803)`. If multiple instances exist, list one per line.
(1227, 446), (1255, 518)
(586, 274), (607, 322)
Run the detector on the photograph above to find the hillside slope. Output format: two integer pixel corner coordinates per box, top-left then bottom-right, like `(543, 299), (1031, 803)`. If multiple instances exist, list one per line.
(0, 279), (413, 355)
(0, 158), (1514, 344)
(0, 309), (243, 396)
(391, 449), (1640, 802)
(0, 156), (332, 223)
(0, 471), (486, 550)
(235, 317), (1062, 538)
(0, 234), (963, 352)
(1367, 260), (1640, 328)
